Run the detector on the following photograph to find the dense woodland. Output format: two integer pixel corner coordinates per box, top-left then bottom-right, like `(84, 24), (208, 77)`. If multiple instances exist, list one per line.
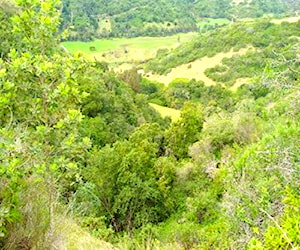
(0, 0), (300, 249)
(61, 0), (300, 40)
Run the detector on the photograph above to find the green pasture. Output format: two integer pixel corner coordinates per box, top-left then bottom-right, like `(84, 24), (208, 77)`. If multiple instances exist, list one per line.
(62, 33), (195, 55)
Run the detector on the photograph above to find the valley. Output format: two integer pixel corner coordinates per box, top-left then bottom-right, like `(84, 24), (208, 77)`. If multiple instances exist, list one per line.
(0, 0), (299, 249)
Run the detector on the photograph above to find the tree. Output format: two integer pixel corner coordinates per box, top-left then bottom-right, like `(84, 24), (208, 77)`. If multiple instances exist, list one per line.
(81, 123), (174, 232)
(165, 102), (204, 159)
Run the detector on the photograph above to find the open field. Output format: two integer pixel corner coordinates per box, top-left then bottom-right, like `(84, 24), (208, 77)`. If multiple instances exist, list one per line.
(98, 17), (112, 35)
(142, 47), (253, 86)
(149, 103), (181, 122)
(62, 33), (196, 64)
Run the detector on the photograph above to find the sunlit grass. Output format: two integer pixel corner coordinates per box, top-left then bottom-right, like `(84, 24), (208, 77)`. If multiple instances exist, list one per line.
(62, 33), (195, 55)
(143, 47), (253, 86)
(149, 103), (181, 122)
(57, 219), (115, 250)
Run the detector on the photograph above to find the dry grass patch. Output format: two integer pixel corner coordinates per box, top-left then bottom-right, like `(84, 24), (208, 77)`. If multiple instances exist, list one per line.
(149, 103), (181, 122)
(98, 17), (112, 34)
(113, 63), (134, 73)
(144, 47), (252, 86)
(92, 47), (159, 64)
(230, 78), (251, 91)
(232, 0), (252, 4)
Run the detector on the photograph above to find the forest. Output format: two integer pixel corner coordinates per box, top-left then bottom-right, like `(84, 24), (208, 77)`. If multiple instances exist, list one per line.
(0, 0), (300, 249)
(60, 0), (299, 40)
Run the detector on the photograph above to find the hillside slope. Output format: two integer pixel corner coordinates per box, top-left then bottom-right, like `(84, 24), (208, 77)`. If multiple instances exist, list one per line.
(144, 19), (300, 86)
(61, 0), (299, 40)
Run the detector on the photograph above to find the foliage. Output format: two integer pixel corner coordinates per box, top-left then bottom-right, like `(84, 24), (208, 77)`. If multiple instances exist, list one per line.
(77, 66), (165, 146)
(146, 20), (300, 75)
(0, 0), (92, 247)
(0, 0), (16, 58)
(1, 0), (299, 249)
(119, 67), (141, 92)
(165, 102), (204, 159)
(249, 188), (300, 249)
(60, 0), (298, 40)
(78, 123), (175, 232)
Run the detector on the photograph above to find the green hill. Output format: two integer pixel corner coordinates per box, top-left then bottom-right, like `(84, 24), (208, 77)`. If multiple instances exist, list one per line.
(61, 0), (299, 40)
(145, 20), (300, 76)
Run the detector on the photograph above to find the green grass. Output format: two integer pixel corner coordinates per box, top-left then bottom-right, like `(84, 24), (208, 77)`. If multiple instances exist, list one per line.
(198, 18), (231, 29)
(62, 33), (195, 55)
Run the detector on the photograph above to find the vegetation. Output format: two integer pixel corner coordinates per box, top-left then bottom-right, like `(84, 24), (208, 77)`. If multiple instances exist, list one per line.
(60, 0), (299, 40)
(0, 0), (299, 249)
(143, 48), (250, 85)
(146, 20), (300, 75)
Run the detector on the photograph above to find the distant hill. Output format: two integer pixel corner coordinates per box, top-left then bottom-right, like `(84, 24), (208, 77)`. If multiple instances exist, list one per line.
(61, 0), (299, 40)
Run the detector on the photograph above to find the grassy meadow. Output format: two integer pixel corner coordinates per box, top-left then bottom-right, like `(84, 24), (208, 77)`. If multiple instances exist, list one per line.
(62, 31), (255, 89)
(62, 33), (196, 64)
(62, 16), (300, 87)
(142, 47), (253, 86)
